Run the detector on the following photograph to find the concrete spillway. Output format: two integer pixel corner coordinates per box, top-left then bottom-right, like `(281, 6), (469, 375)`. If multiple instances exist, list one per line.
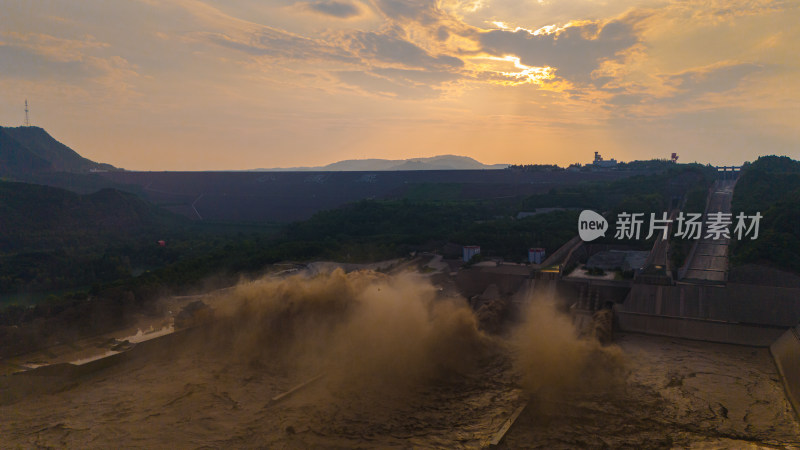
(680, 179), (736, 283)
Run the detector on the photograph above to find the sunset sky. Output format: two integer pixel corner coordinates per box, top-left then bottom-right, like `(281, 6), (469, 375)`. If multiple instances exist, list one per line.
(1, 0), (798, 170)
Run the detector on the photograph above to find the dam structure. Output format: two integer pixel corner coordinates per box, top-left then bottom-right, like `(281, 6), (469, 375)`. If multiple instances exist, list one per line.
(477, 164), (800, 418)
(489, 167), (799, 348)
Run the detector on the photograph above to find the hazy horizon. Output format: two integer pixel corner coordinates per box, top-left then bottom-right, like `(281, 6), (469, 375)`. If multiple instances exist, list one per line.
(1, 0), (798, 171)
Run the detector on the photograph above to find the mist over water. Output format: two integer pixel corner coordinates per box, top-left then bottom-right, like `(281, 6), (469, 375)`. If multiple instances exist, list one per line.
(5, 268), (797, 448)
(204, 268), (625, 399)
(207, 269), (493, 395)
(512, 299), (626, 396)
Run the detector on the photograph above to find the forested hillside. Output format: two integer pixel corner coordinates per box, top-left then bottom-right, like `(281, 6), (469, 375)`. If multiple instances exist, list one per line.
(730, 156), (800, 273)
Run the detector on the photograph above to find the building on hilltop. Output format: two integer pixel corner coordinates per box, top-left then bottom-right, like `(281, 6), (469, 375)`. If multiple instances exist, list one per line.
(593, 151), (618, 168)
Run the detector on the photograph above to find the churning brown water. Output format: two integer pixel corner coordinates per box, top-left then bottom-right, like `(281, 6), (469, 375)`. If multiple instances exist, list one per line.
(2, 269), (798, 448)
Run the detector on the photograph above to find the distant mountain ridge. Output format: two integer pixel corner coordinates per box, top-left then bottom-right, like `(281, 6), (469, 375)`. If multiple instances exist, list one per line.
(0, 126), (115, 176)
(257, 155), (508, 171)
(0, 127), (504, 174)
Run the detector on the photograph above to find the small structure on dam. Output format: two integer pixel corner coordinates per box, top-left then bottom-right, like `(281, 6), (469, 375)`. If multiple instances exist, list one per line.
(462, 245), (480, 262)
(586, 250), (648, 273)
(528, 248), (545, 264)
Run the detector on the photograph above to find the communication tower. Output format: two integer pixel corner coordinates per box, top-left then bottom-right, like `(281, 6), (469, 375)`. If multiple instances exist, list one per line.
(23, 99), (31, 127)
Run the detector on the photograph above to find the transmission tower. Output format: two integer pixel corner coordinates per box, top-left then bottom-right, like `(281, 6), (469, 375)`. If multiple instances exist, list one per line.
(24, 99), (31, 127)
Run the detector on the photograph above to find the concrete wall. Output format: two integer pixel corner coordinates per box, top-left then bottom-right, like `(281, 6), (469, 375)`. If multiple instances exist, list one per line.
(729, 264), (800, 289)
(618, 281), (800, 346)
(616, 310), (785, 346)
(771, 326), (800, 418)
(624, 283), (800, 327)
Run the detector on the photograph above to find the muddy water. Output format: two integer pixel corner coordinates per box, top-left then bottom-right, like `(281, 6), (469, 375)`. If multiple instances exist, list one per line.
(502, 333), (800, 449)
(0, 342), (521, 448)
(1, 270), (523, 448)
(2, 268), (799, 448)
(4, 332), (797, 448)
